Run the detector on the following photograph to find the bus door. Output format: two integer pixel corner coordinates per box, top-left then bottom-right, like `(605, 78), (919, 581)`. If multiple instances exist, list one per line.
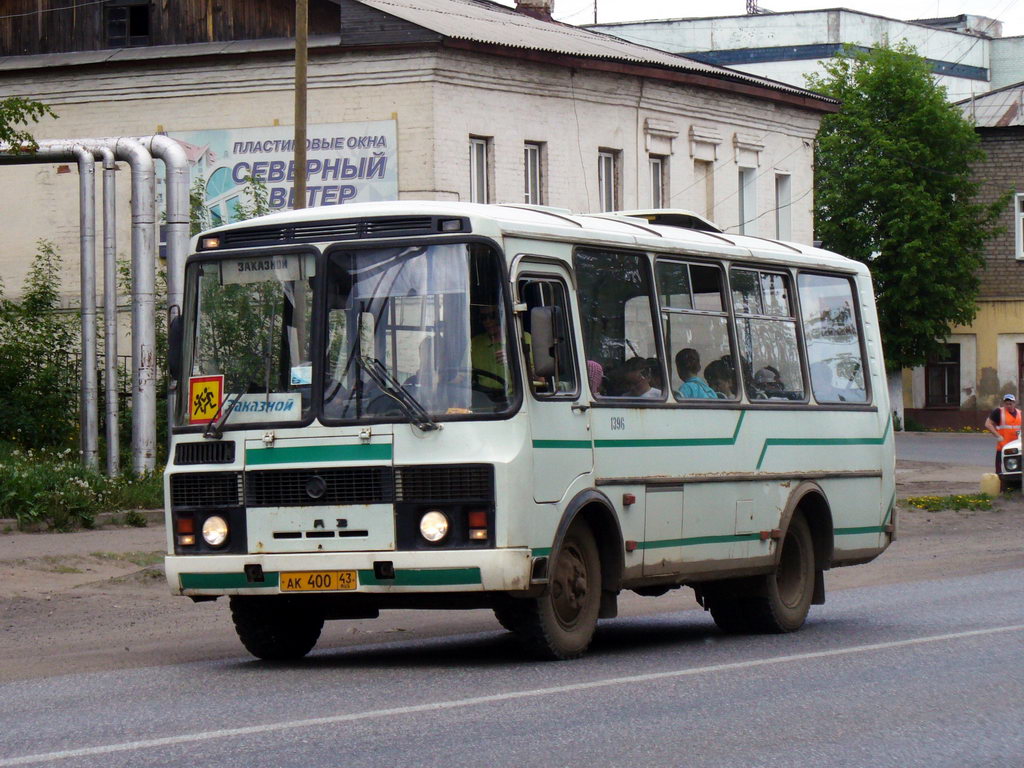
(515, 264), (593, 503)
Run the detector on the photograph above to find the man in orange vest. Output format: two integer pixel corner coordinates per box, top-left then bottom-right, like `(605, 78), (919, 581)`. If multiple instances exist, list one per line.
(984, 393), (1021, 473)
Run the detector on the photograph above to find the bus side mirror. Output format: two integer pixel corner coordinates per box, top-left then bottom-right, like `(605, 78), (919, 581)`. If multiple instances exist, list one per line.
(530, 306), (562, 377)
(168, 315), (183, 381)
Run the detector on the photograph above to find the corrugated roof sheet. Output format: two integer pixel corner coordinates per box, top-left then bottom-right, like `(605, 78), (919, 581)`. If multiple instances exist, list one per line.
(355, 0), (830, 100)
(957, 81), (1024, 127)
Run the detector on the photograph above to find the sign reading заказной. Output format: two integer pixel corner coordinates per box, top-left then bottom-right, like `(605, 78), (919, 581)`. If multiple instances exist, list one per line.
(166, 121), (398, 225)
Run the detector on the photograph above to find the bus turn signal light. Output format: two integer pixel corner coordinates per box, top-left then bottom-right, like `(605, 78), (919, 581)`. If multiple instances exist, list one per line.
(468, 510), (488, 540)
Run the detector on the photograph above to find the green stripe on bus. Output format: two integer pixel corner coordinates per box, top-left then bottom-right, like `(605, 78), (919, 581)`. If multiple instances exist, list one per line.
(357, 567), (481, 586)
(246, 443), (393, 465)
(181, 568), (480, 590)
(834, 525), (885, 535)
(533, 440), (593, 449)
(755, 413), (891, 470)
(640, 533), (763, 549)
(180, 572), (280, 590)
(594, 411), (746, 449)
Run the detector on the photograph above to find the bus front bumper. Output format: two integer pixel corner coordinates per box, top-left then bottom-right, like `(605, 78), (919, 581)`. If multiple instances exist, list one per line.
(166, 548), (534, 597)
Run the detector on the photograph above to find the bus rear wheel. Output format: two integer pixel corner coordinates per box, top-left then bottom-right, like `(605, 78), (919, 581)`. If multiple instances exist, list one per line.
(230, 595), (324, 661)
(501, 521), (601, 660)
(708, 512), (815, 634)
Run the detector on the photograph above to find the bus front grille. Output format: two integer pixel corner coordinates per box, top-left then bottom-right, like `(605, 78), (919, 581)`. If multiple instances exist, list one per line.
(246, 466), (394, 507)
(395, 465), (494, 502)
(239, 465), (495, 508)
(170, 471), (243, 508)
(174, 441), (236, 465)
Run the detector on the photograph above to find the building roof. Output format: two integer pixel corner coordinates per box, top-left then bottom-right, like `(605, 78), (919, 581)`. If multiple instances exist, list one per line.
(351, 0), (820, 98)
(957, 81), (1024, 127)
(0, 0), (833, 107)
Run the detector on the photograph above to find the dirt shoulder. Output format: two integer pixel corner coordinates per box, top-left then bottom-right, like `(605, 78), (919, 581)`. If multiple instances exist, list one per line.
(1, 461), (1022, 683)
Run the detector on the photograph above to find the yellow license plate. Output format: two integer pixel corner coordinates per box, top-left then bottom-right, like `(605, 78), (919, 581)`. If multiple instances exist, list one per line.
(280, 570), (357, 592)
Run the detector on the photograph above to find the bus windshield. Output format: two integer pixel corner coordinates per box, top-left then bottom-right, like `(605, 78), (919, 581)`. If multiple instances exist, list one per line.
(179, 253), (315, 428)
(323, 242), (515, 422)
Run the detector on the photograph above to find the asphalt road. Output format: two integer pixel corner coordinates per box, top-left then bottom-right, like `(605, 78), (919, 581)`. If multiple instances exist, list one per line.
(4, 568), (1022, 768)
(895, 432), (993, 467)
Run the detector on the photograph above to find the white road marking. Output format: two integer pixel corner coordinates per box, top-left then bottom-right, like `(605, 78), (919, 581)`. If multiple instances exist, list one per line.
(4, 623), (1023, 767)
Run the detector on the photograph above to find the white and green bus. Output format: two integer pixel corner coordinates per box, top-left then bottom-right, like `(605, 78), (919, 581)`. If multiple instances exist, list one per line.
(164, 201), (895, 661)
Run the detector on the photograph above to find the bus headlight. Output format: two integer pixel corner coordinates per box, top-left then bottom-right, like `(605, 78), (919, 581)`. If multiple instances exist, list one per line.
(419, 510), (450, 543)
(202, 515), (229, 547)
(1005, 457), (1020, 472)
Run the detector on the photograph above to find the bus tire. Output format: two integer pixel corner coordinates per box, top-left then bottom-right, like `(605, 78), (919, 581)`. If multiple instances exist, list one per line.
(747, 512), (815, 632)
(230, 595), (324, 661)
(707, 597), (752, 634)
(507, 521), (601, 660)
(707, 513), (815, 634)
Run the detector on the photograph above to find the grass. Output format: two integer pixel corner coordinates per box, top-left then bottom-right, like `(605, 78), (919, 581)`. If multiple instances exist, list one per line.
(902, 493), (993, 511)
(0, 442), (163, 531)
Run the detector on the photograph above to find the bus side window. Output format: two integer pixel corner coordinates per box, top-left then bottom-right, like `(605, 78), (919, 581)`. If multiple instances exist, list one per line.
(518, 278), (578, 398)
(731, 268), (806, 401)
(656, 260), (737, 401)
(798, 273), (868, 404)
(574, 248), (665, 400)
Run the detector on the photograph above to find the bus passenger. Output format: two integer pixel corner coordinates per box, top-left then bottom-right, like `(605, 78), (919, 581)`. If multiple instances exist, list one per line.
(704, 358), (735, 398)
(646, 357), (664, 392)
(621, 357), (662, 398)
(587, 360), (605, 396)
(675, 348), (716, 399)
(754, 365), (784, 396)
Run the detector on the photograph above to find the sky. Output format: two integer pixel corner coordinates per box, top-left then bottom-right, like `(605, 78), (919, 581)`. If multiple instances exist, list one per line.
(522, 0), (1023, 36)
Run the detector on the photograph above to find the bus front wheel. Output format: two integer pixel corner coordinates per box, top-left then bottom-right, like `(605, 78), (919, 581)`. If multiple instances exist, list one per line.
(500, 521), (601, 660)
(230, 596), (324, 661)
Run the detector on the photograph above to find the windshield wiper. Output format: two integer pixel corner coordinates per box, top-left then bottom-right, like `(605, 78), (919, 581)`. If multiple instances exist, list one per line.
(356, 355), (440, 431)
(203, 392), (242, 440)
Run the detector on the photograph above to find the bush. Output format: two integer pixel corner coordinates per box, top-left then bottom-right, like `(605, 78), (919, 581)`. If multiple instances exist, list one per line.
(0, 443), (163, 530)
(0, 240), (79, 451)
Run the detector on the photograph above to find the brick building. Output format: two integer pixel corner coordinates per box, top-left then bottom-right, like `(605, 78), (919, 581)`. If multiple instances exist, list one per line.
(903, 82), (1024, 427)
(0, 0), (833, 310)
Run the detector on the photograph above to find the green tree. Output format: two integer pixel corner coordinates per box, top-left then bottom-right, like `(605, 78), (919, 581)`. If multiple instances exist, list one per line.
(0, 96), (55, 149)
(807, 43), (1006, 370)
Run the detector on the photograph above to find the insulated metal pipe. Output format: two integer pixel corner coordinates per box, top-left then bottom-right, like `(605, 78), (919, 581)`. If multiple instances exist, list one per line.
(73, 145), (99, 470)
(111, 137), (157, 475)
(0, 137), (184, 475)
(0, 142), (104, 470)
(96, 146), (119, 477)
(136, 135), (189, 450)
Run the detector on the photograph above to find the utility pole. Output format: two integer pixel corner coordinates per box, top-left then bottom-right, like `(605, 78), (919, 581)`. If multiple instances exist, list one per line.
(294, 0), (308, 210)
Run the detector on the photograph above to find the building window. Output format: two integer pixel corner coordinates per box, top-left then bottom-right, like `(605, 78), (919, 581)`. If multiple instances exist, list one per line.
(649, 155), (667, 208)
(925, 344), (960, 407)
(694, 159), (714, 221)
(105, 1), (151, 48)
(1015, 193), (1024, 260)
(469, 137), (490, 204)
(738, 167), (756, 235)
(524, 142), (543, 205)
(775, 173), (791, 241)
(598, 150), (619, 212)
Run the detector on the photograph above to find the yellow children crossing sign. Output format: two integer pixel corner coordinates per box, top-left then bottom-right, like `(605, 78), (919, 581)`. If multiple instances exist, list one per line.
(188, 375), (224, 424)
